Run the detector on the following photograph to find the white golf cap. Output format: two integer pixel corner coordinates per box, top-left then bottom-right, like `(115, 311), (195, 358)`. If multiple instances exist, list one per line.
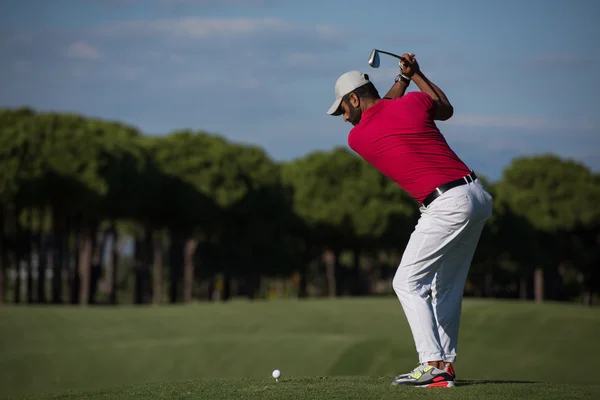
(327, 71), (370, 116)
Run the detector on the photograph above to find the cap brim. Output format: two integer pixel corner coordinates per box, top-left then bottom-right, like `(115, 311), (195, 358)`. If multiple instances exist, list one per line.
(327, 97), (343, 116)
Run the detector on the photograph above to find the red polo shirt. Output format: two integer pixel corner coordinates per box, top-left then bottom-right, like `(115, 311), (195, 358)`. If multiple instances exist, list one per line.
(348, 91), (471, 204)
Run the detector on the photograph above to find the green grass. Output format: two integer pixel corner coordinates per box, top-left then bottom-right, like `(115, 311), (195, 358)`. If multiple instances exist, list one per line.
(12, 378), (600, 400)
(1, 298), (599, 399)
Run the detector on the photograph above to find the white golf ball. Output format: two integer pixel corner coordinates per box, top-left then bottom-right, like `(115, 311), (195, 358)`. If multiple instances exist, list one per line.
(272, 369), (281, 379)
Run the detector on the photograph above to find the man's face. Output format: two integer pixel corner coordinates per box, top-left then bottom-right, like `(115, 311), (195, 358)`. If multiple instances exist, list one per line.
(341, 94), (362, 126)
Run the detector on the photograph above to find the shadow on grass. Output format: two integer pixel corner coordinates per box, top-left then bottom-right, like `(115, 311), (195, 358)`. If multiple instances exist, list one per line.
(458, 380), (538, 386)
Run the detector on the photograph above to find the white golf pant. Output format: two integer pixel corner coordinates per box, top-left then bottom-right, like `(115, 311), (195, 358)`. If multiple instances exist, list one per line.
(393, 179), (493, 364)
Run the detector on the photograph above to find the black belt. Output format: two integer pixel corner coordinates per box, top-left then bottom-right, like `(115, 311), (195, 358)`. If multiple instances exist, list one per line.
(422, 171), (477, 208)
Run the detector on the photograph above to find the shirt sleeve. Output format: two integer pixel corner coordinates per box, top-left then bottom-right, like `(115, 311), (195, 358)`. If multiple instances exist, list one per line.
(402, 91), (437, 119)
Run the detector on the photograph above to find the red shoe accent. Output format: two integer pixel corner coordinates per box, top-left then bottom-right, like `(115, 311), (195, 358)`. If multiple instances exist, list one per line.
(425, 381), (452, 388)
(445, 364), (456, 378)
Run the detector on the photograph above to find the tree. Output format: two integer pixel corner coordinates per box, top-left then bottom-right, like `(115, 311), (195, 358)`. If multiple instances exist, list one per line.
(92, 121), (150, 305)
(473, 187), (542, 299)
(282, 147), (417, 297)
(152, 131), (240, 303)
(495, 154), (600, 303)
(43, 114), (123, 306)
(212, 143), (302, 300)
(0, 108), (37, 304)
(0, 109), (153, 306)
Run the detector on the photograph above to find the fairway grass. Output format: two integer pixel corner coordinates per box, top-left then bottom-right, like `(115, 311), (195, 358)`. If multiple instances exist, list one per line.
(1, 298), (599, 399)
(12, 377), (600, 400)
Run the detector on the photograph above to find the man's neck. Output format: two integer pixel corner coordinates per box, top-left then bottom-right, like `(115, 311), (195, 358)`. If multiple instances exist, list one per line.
(361, 98), (381, 112)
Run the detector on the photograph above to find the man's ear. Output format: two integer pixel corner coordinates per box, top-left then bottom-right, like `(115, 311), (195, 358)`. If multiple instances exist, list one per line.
(349, 93), (360, 108)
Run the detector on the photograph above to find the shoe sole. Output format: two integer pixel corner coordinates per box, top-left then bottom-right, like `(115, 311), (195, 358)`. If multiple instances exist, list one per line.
(392, 380), (455, 388)
(418, 380), (455, 388)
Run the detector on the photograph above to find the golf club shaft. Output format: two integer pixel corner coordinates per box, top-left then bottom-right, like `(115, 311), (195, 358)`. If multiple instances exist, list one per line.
(377, 50), (415, 66)
(377, 50), (402, 60)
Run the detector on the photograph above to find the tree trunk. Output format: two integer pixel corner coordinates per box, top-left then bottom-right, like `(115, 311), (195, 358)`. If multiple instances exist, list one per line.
(37, 208), (47, 304)
(364, 252), (376, 296)
(70, 216), (80, 304)
(13, 254), (21, 304)
(78, 222), (94, 306)
(546, 263), (561, 301)
(183, 237), (198, 304)
(152, 230), (164, 305)
(169, 231), (185, 303)
(13, 212), (23, 304)
(131, 225), (153, 305)
(323, 249), (337, 298)
(142, 225), (152, 303)
(534, 267), (544, 303)
(92, 228), (106, 267)
(484, 270), (494, 297)
(26, 210), (34, 304)
(132, 226), (153, 305)
(97, 227), (111, 297)
(245, 272), (261, 300)
(133, 234), (144, 305)
(89, 227), (106, 304)
(519, 275), (528, 300)
(351, 248), (360, 296)
(61, 216), (71, 303)
(51, 208), (62, 303)
(0, 250), (4, 306)
(207, 276), (215, 301)
(582, 291), (592, 306)
(222, 272), (232, 301)
(0, 206), (4, 306)
(108, 223), (119, 305)
(299, 261), (309, 298)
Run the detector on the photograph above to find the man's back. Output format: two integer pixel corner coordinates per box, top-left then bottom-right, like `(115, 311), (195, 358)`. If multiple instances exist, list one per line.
(348, 91), (470, 203)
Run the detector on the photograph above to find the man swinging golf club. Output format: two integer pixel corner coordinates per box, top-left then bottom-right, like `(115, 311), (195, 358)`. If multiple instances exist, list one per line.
(327, 53), (493, 388)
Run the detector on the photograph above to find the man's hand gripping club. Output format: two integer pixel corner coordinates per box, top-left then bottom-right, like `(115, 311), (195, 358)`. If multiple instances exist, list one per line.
(383, 53), (454, 121)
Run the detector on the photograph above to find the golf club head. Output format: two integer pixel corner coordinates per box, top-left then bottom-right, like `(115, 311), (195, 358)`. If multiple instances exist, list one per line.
(368, 49), (380, 68)
(368, 49), (415, 68)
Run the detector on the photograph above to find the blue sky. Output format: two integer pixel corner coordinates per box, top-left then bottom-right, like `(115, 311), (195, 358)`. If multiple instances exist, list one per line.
(1, 0), (598, 181)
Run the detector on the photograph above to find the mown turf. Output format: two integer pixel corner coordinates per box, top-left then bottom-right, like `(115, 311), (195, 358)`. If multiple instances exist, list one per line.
(12, 377), (600, 400)
(1, 298), (599, 399)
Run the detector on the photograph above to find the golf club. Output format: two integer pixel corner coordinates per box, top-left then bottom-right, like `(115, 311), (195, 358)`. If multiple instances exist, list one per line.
(368, 49), (415, 68)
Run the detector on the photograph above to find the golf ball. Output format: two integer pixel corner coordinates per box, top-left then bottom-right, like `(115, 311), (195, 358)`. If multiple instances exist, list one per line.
(272, 369), (281, 379)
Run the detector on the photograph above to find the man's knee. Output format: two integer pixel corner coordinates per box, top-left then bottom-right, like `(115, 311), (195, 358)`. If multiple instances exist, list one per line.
(393, 268), (432, 299)
(392, 269), (406, 296)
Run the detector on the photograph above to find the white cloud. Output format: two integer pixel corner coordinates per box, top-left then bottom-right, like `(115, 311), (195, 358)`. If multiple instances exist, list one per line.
(282, 52), (316, 67)
(315, 24), (343, 41)
(95, 17), (314, 40)
(0, 15), (346, 92)
(66, 41), (102, 60)
(74, 16), (347, 87)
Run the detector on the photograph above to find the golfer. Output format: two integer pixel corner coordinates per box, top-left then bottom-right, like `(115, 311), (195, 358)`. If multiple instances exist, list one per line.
(327, 53), (493, 388)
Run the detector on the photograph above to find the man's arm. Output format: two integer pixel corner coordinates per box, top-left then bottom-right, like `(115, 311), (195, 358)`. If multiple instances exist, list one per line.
(383, 75), (410, 99)
(411, 72), (454, 120)
(399, 53), (454, 121)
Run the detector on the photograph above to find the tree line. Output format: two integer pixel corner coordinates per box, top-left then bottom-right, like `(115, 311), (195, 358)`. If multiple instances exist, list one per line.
(0, 107), (598, 306)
